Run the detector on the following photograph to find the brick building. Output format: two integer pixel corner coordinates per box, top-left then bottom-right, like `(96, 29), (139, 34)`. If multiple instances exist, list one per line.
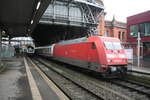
(96, 0), (127, 42)
(127, 10), (150, 58)
(97, 15), (127, 42)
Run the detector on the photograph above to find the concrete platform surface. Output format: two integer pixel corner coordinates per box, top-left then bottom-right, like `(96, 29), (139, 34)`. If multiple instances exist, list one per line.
(132, 66), (150, 74)
(0, 56), (69, 100)
(0, 57), (32, 100)
(132, 58), (150, 74)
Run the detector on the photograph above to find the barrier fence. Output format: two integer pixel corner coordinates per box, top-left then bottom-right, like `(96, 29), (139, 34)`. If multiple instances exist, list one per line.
(0, 44), (15, 59)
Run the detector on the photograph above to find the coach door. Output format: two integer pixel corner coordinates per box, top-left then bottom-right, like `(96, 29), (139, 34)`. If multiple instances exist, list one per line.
(87, 42), (98, 71)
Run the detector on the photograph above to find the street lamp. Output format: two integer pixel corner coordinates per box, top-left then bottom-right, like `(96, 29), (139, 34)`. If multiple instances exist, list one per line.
(137, 31), (140, 67)
(130, 25), (141, 68)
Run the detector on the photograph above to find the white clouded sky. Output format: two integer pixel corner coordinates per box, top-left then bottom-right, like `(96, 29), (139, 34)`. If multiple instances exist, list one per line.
(102, 0), (150, 22)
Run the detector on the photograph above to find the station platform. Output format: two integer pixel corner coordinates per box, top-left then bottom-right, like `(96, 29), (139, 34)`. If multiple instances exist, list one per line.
(0, 57), (32, 100)
(132, 66), (150, 75)
(0, 56), (69, 100)
(131, 59), (150, 75)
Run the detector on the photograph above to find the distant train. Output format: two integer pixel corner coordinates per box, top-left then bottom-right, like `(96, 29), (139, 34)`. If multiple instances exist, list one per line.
(26, 45), (35, 56)
(35, 36), (128, 78)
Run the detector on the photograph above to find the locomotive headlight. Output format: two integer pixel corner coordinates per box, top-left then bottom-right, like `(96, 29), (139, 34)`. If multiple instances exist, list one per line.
(107, 59), (112, 63)
(127, 65), (132, 71)
(106, 54), (115, 58)
(111, 67), (117, 72)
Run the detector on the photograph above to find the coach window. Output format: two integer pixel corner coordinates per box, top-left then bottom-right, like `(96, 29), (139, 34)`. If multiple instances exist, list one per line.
(49, 47), (51, 53)
(47, 48), (49, 53)
(91, 42), (96, 49)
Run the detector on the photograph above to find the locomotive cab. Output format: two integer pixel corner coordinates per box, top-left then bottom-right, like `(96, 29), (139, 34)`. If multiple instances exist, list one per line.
(101, 37), (128, 77)
(88, 36), (128, 77)
(36, 36), (128, 78)
(104, 41), (127, 75)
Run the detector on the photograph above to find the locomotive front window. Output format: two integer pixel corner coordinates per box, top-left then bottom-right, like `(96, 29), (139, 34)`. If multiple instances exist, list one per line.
(113, 42), (122, 50)
(104, 41), (122, 50)
(104, 41), (114, 50)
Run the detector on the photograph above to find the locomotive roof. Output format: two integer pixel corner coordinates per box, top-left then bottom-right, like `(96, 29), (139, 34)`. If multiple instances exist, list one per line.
(57, 37), (88, 45)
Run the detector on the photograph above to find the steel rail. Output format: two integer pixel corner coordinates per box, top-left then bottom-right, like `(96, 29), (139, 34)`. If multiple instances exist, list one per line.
(31, 58), (104, 100)
(34, 57), (134, 100)
(110, 79), (150, 98)
(130, 70), (150, 76)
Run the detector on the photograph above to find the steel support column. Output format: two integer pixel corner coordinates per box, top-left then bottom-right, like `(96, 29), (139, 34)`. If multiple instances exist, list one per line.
(0, 28), (2, 66)
(8, 36), (11, 45)
(0, 28), (1, 43)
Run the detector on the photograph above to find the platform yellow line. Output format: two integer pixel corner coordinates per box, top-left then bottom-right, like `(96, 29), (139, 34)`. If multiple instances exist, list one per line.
(29, 58), (70, 100)
(24, 57), (43, 100)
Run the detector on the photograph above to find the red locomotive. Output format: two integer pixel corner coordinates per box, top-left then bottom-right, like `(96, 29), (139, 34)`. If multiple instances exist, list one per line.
(35, 36), (128, 77)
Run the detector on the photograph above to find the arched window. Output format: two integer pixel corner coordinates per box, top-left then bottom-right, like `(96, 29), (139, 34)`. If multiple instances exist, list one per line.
(122, 32), (124, 40)
(104, 30), (109, 37)
(118, 31), (121, 40)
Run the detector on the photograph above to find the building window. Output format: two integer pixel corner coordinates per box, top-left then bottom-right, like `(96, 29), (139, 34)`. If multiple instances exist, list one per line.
(118, 31), (121, 40)
(145, 22), (150, 36)
(118, 32), (125, 40)
(122, 32), (124, 40)
(105, 30), (109, 37)
(139, 23), (145, 35)
(130, 22), (150, 37)
(130, 24), (138, 37)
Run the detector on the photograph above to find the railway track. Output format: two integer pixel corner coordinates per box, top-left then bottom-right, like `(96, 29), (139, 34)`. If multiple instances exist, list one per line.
(32, 57), (141, 100)
(110, 79), (150, 98)
(29, 57), (104, 100)
(0, 64), (6, 73)
(28, 57), (150, 100)
(128, 70), (150, 78)
(131, 70), (150, 76)
(127, 70), (150, 89)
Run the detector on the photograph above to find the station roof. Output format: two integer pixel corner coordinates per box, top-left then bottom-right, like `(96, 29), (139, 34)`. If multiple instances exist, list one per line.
(0, 0), (52, 37)
(74, 0), (104, 9)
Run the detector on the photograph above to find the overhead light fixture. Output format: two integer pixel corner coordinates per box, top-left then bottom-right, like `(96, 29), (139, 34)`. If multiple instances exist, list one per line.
(31, 20), (33, 24)
(28, 29), (31, 32)
(36, 1), (41, 10)
(2, 30), (6, 35)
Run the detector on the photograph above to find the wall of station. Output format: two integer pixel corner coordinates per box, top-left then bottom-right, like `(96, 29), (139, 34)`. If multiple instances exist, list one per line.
(127, 10), (150, 57)
(40, 1), (85, 27)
